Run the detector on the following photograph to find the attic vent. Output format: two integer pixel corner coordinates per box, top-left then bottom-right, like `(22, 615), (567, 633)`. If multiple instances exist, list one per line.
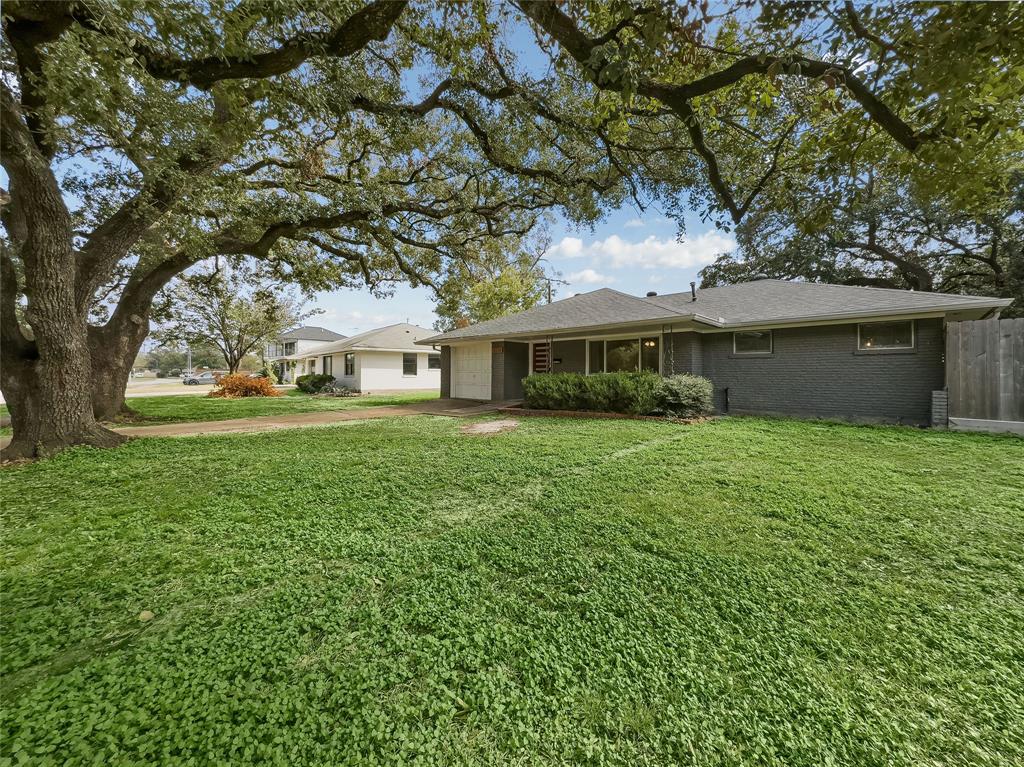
(646, 291), (658, 297)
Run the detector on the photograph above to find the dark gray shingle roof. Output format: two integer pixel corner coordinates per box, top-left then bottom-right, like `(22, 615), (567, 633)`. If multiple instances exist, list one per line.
(643, 280), (1007, 324)
(420, 280), (1010, 344)
(278, 326), (346, 342)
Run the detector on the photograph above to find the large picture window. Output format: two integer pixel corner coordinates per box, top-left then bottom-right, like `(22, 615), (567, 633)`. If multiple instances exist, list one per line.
(733, 330), (773, 355)
(606, 339), (640, 372)
(403, 353), (418, 376)
(344, 352), (355, 376)
(593, 337), (660, 373)
(858, 320), (914, 350)
(640, 337), (660, 372)
(588, 341), (604, 374)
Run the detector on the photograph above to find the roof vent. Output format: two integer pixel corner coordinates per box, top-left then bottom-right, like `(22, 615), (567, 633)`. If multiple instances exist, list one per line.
(646, 291), (658, 297)
(690, 281), (697, 301)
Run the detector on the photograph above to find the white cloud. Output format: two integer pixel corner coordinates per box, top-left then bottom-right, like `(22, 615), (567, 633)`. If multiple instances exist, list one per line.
(547, 231), (735, 271)
(624, 218), (645, 228)
(568, 268), (614, 285)
(545, 236), (585, 259)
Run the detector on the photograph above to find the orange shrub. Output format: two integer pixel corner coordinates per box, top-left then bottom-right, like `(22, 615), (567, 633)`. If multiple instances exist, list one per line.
(207, 373), (282, 399)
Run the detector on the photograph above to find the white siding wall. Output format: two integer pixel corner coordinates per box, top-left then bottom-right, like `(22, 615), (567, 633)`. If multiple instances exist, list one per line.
(330, 352), (359, 390)
(332, 351), (440, 392)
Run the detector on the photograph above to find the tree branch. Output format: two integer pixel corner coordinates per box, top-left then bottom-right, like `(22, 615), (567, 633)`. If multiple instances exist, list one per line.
(516, 1), (921, 155)
(72, 1), (407, 90)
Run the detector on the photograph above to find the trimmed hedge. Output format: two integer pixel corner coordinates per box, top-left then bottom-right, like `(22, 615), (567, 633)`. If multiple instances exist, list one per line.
(659, 374), (714, 418)
(296, 373), (336, 393)
(523, 372), (661, 415)
(522, 371), (713, 417)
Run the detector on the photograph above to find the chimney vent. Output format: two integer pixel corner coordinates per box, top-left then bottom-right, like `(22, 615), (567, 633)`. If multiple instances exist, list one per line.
(690, 281), (697, 301)
(646, 291), (658, 297)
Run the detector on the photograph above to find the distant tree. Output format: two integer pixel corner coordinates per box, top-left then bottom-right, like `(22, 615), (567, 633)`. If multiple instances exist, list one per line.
(153, 264), (315, 374)
(433, 239), (550, 331)
(144, 346), (225, 377)
(700, 172), (1024, 316)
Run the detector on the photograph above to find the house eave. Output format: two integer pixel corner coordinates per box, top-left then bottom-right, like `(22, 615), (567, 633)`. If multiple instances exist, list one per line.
(417, 313), (723, 345)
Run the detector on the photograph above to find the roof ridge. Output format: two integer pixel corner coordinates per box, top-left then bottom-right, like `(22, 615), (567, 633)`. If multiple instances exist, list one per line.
(602, 287), (691, 318)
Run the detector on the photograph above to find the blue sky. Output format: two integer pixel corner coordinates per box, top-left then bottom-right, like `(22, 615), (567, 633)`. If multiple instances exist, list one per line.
(312, 205), (737, 335)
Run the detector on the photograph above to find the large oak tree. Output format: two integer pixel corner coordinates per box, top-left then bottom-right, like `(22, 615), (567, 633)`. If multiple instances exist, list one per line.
(0, 0), (622, 458)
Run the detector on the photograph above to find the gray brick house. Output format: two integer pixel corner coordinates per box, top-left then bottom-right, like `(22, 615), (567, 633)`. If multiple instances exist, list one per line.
(418, 280), (1013, 425)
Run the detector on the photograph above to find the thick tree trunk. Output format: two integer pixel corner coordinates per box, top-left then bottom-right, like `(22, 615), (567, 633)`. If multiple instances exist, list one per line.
(1, 326), (127, 461)
(88, 318), (150, 422)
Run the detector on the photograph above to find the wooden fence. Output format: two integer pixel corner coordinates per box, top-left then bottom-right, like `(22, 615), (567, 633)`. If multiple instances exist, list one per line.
(945, 317), (1024, 434)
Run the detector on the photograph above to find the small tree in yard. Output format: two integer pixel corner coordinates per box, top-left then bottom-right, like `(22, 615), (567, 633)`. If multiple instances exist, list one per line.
(153, 264), (314, 375)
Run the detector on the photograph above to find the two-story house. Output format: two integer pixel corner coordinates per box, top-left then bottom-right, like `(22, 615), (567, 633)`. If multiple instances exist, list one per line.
(265, 326), (346, 382)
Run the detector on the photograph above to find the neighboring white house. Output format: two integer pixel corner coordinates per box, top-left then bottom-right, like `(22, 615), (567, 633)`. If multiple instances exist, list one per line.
(281, 323), (441, 392)
(265, 326), (346, 382)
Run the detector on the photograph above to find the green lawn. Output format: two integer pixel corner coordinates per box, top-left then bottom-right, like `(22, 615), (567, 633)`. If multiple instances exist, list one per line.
(0, 390), (438, 433)
(2, 417), (1022, 765)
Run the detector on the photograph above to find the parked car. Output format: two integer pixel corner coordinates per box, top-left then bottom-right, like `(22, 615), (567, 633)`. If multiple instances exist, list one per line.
(183, 371), (218, 385)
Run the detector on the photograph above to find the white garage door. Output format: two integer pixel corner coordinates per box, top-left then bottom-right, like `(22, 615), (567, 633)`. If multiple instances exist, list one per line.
(451, 343), (492, 400)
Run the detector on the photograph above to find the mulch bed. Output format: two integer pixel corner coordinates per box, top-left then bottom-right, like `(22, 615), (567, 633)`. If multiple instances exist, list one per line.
(497, 406), (710, 424)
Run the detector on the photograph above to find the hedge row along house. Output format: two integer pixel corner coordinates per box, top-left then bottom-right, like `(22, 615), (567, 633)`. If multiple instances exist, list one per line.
(418, 280), (1013, 425)
(267, 323), (441, 392)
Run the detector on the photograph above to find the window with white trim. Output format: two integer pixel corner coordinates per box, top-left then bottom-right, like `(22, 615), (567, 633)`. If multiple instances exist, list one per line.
(403, 353), (418, 376)
(344, 352), (355, 376)
(733, 330), (773, 355)
(587, 337), (660, 373)
(427, 353), (441, 370)
(858, 320), (914, 350)
(322, 355), (332, 376)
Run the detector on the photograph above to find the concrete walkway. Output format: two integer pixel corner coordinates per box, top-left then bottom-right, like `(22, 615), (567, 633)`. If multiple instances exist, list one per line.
(0, 399), (512, 448)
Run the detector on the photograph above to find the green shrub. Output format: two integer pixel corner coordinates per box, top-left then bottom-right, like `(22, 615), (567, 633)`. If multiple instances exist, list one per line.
(523, 371), (664, 415)
(296, 373), (335, 393)
(659, 374), (714, 418)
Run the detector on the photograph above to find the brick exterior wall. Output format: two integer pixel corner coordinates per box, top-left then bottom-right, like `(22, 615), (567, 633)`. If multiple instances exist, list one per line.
(665, 332), (703, 376)
(440, 345), (451, 398)
(668, 318), (945, 425)
(490, 341), (529, 401)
